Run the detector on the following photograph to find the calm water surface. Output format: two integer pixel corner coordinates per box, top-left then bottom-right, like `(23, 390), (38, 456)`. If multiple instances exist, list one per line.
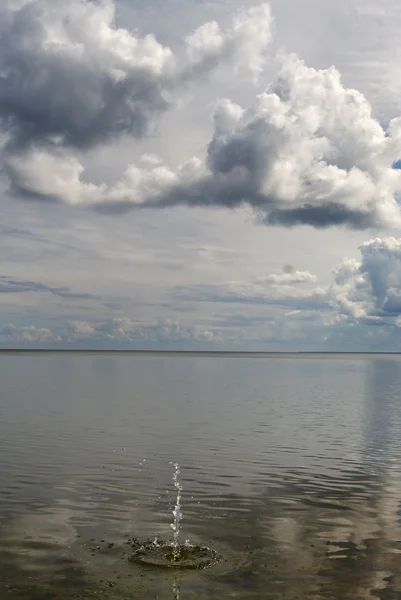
(1, 354), (401, 599)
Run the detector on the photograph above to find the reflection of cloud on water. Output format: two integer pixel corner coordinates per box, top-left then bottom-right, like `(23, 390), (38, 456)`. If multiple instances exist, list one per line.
(0, 505), (79, 586)
(5, 357), (401, 598)
(241, 359), (401, 598)
(359, 360), (401, 546)
(4, 509), (77, 547)
(363, 360), (401, 469)
(0, 509), (89, 599)
(177, 361), (401, 598)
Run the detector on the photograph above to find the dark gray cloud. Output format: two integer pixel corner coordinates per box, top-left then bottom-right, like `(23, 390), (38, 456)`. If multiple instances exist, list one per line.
(0, 0), (172, 151)
(265, 204), (377, 230)
(0, 275), (96, 300)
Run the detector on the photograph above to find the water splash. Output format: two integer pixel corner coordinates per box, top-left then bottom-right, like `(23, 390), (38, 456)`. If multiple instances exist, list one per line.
(170, 462), (183, 559)
(128, 462), (222, 569)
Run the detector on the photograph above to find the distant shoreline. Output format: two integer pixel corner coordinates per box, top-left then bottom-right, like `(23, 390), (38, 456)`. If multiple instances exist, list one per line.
(0, 350), (400, 359)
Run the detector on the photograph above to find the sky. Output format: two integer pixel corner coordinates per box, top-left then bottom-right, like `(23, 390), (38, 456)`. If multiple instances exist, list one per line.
(2, 0), (401, 350)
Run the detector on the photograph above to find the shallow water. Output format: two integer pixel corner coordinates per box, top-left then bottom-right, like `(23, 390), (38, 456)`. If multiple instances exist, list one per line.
(1, 353), (401, 598)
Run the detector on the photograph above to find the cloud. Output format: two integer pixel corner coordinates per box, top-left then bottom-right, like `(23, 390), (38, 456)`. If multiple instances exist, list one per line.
(9, 47), (401, 231)
(0, 0), (272, 200)
(332, 237), (401, 323)
(205, 237), (401, 337)
(0, 323), (61, 343)
(71, 317), (222, 344)
(183, 4), (272, 82)
(0, 0), (173, 149)
(144, 54), (401, 230)
(7, 237), (401, 350)
(165, 237), (401, 346)
(0, 316), (226, 347)
(265, 269), (317, 285)
(173, 278), (329, 312)
(0, 275), (96, 299)
(9, 317), (220, 346)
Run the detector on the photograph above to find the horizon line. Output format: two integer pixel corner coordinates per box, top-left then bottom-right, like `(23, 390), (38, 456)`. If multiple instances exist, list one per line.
(0, 349), (400, 356)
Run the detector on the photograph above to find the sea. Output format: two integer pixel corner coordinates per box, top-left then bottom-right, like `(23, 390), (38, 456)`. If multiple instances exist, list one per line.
(1, 352), (401, 599)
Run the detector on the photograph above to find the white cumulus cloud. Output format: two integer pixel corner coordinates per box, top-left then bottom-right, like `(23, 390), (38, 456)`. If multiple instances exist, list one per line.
(332, 237), (401, 323)
(184, 4), (272, 81)
(265, 269), (317, 286)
